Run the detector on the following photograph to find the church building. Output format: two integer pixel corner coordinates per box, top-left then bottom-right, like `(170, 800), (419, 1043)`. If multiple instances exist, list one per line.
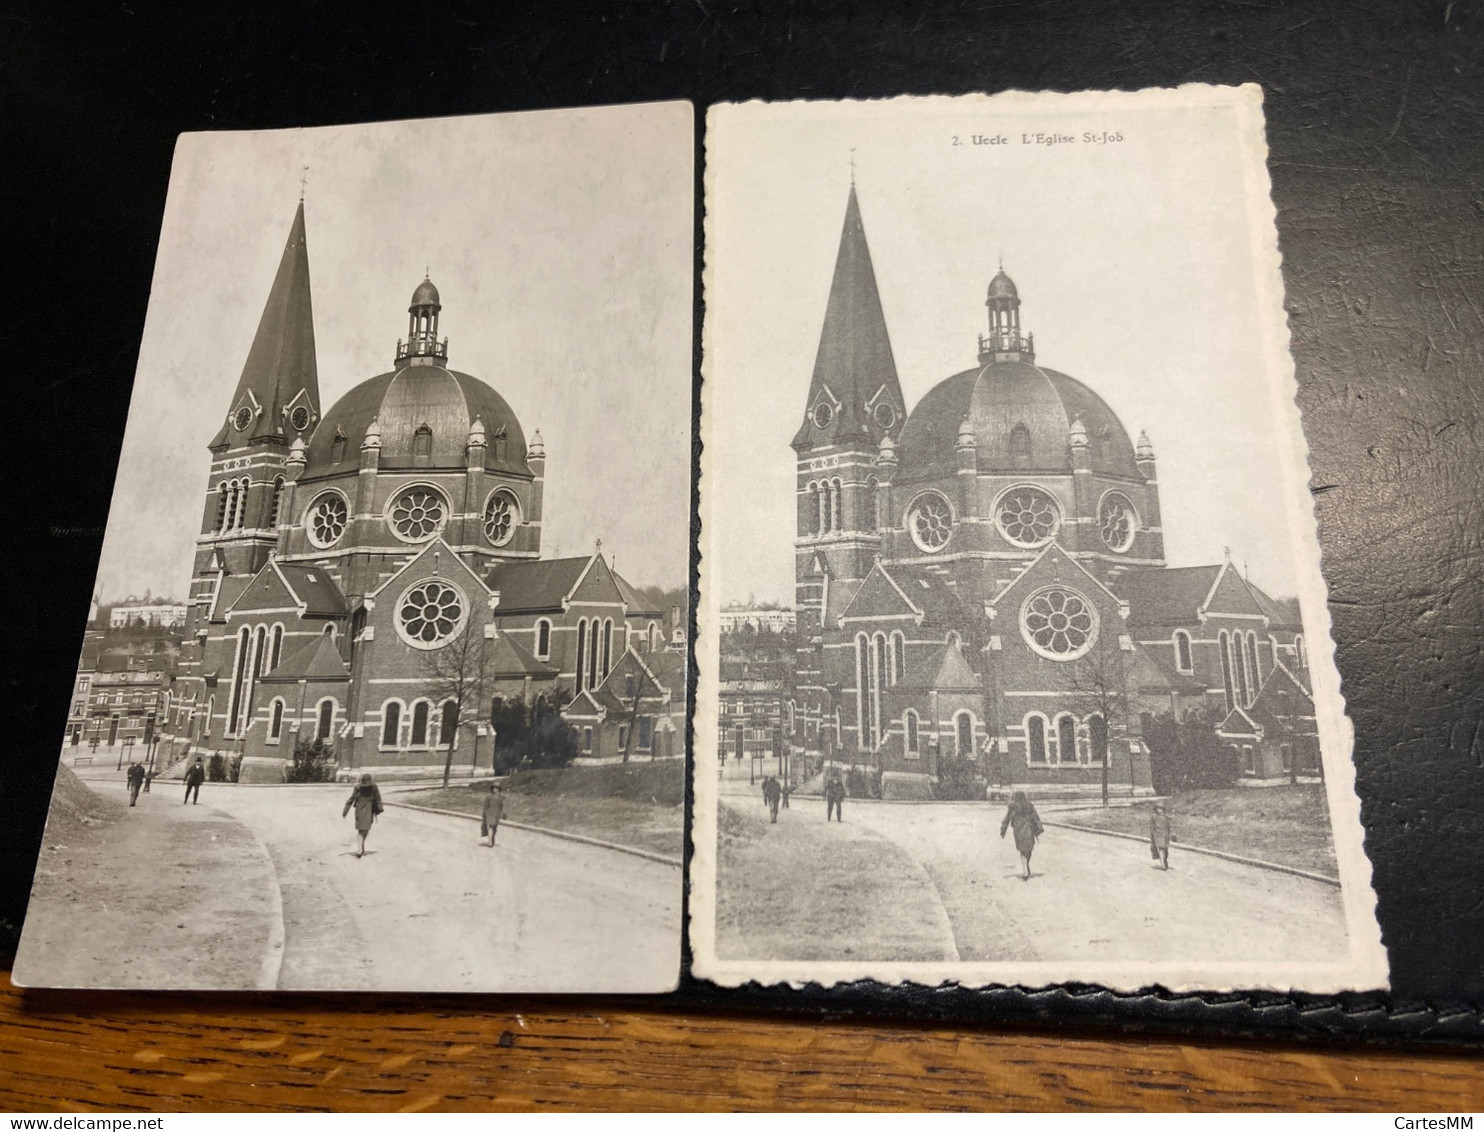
(171, 203), (672, 781)
(789, 186), (1315, 798)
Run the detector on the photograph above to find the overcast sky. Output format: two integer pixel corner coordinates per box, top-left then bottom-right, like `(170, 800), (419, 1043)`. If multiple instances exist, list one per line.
(96, 103), (693, 603)
(704, 88), (1318, 607)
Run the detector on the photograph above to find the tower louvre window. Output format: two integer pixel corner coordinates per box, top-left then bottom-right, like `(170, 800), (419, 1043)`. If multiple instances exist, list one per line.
(412, 425), (433, 459)
(269, 477), (286, 528)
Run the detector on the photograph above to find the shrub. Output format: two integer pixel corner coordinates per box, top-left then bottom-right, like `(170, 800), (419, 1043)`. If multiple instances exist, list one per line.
(287, 737), (338, 783)
(844, 766), (882, 799)
(491, 690), (579, 774)
(1141, 709), (1239, 793)
(936, 755), (985, 801)
(207, 753), (228, 782)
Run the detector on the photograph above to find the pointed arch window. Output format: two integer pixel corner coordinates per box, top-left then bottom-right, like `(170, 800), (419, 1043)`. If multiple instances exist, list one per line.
(1243, 632), (1260, 704)
(1219, 631), (1236, 712)
(1174, 630), (1193, 674)
(1009, 422), (1033, 468)
(1057, 714), (1077, 766)
(575, 619), (588, 693)
(807, 483), (821, 535)
(1088, 713), (1108, 765)
(871, 632), (887, 749)
(214, 483), (229, 532)
(1235, 633), (1251, 707)
(317, 699), (335, 741)
(227, 627), (250, 736)
(602, 618), (613, 677)
(269, 699), (285, 742)
(905, 710), (920, 757)
(381, 701), (402, 747)
(890, 631), (905, 685)
(855, 634), (869, 750)
(955, 711), (974, 759)
(535, 619), (552, 661)
(269, 476), (286, 528)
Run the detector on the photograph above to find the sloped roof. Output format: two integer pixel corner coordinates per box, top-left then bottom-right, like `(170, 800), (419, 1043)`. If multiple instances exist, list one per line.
(929, 642), (979, 691)
(210, 576), (254, 622)
(613, 572), (663, 617)
(792, 186), (905, 450)
(275, 563), (347, 616)
(486, 631), (556, 679)
(262, 633), (349, 682)
(210, 202), (319, 450)
(1127, 645), (1204, 696)
(1248, 583), (1303, 630)
(889, 564), (969, 627)
(486, 557), (592, 613)
(1118, 566), (1222, 628)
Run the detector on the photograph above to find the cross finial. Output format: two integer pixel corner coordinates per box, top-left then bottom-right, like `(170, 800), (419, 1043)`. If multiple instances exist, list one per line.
(299, 166), (308, 202)
(849, 148), (856, 186)
(424, 265), (430, 278)
(596, 538), (603, 554)
(1223, 545), (1232, 561)
(998, 253), (1004, 272)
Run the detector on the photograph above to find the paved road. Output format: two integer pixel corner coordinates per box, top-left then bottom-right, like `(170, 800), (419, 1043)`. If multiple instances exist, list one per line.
(719, 796), (1347, 966)
(69, 770), (680, 993)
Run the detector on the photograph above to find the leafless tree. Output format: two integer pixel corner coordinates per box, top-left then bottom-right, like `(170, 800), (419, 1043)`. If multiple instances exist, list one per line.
(1065, 623), (1132, 807)
(419, 622), (495, 788)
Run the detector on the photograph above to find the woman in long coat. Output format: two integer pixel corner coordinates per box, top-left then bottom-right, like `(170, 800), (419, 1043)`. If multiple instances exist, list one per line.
(1149, 802), (1172, 870)
(1000, 790), (1044, 880)
(342, 773), (384, 858)
(481, 783), (505, 847)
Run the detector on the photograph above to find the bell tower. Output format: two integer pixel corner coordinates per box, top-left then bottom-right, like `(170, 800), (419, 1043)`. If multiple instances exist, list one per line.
(189, 200), (321, 614)
(978, 266), (1035, 365)
(395, 275), (449, 366)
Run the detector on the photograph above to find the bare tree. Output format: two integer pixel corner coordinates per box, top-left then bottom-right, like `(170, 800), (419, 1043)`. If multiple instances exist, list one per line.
(419, 622), (495, 788)
(1066, 624), (1132, 807)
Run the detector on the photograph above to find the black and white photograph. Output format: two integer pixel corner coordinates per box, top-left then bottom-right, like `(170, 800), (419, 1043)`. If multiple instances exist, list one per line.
(693, 87), (1387, 992)
(15, 102), (693, 992)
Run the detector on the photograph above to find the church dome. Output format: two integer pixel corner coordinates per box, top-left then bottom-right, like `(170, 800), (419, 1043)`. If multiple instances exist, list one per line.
(895, 360), (1139, 484)
(306, 366), (527, 474)
(410, 277), (441, 307)
(986, 270), (1019, 301)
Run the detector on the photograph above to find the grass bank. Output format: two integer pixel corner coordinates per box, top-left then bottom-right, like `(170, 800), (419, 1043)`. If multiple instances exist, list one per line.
(1056, 785), (1339, 879)
(401, 759), (683, 859)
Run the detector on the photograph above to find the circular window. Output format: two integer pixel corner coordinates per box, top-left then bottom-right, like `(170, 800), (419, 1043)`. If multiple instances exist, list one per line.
(388, 487), (447, 542)
(873, 402), (896, 429)
(995, 486), (1061, 548)
(812, 402), (834, 429)
(305, 494), (348, 548)
(396, 580), (466, 649)
(1021, 587), (1097, 661)
(289, 405), (311, 432)
(906, 491), (954, 553)
(232, 405), (253, 432)
(1098, 492), (1137, 553)
(483, 490), (520, 546)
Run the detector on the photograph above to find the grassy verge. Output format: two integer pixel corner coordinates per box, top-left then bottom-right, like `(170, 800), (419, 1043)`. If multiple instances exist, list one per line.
(1056, 785), (1340, 878)
(401, 759), (683, 859)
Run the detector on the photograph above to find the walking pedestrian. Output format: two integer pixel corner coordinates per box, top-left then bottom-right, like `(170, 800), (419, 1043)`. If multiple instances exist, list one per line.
(183, 757), (206, 805)
(1000, 790), (1044, 880)
(762, 775), (780, 823)
(126, 761), (145, 806)
(1149, 802), (1172, 870)
(824, 771), (845, 822)
(342, 773), (384, 858)
(481, 782), (505, 847)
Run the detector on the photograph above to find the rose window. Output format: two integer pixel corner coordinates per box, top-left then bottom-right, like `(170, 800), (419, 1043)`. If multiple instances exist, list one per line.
(389, 488), (446, 541)
(484, 491), (519, 546)
(1098, 492), (1136, 553)
(397, 581), (465, 647)
(306, 494), (348, 548)
(1021, 588), (1097, 660)
(995, 487), (1060, 547)
(907, 492), (954, 553)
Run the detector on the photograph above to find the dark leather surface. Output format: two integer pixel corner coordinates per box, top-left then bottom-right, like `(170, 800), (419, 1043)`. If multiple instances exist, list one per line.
(1, 0), (1480, 1040)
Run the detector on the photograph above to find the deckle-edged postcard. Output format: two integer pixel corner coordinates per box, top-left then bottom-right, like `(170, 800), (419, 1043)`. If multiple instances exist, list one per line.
(16, 102), (693, 992)
(692, 86), (1387, 993)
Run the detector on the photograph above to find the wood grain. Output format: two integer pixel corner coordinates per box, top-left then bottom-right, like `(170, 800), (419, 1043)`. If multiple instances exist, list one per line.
(1, 977), (1480, 1112)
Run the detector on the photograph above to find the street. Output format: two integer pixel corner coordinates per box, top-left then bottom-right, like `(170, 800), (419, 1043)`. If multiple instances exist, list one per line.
(716, 776), (1349, 965)
(26, 765), (680, 993)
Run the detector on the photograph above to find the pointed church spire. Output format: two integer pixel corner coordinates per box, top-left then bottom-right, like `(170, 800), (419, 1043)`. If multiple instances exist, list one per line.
(793, 185), (905, 450)
(211, 201), (320, 450)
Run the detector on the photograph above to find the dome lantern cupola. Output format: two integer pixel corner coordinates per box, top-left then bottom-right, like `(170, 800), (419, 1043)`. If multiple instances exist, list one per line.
(395, 274), (449, 366)
(978, 265), (1035, 366)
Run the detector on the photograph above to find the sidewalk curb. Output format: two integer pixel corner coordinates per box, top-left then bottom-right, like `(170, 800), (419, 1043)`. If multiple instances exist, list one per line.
(1042, 820), (1342, 888)
(385, 801), (682, 869)
(234, 816), (287, 991)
